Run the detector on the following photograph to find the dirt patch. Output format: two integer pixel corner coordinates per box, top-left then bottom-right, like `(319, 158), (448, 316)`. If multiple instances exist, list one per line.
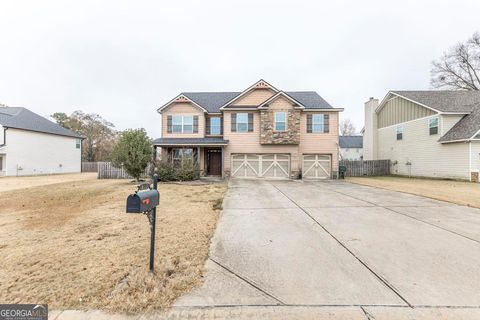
(0, 177), (227, 313)
(348, 176), (480, 208)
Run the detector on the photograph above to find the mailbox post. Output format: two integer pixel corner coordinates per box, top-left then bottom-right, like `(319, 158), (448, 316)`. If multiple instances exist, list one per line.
(126, 173), (159, 272)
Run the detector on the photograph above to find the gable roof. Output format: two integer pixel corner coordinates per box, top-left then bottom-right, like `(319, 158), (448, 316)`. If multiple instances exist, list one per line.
(439, 105), (480, 143)
(219, 79), (279, 109)
(257, 91), (306, 109)
(389, 90), (480, 113)
(164, 91), (334, 113)
(339, 136), (363, 148)
(0, 107), (83, 139)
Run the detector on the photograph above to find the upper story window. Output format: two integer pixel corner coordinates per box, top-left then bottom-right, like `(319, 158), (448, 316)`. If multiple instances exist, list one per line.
(274, 112), (286, 131)
(307, 113), (330, 133)
(75, 139), (81, 149)
(172, 115), (193, 133)
(210, 117), (221, 135)
(396, 125), (403, 140)
(236, 113), (248, 132)
(429, 117), (438, 135)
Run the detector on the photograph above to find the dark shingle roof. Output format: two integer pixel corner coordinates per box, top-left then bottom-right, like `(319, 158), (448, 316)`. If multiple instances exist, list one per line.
(180, 91), (333, 112)
(153, 137), (228, 145)
(391, 90), (480, 113)
(339, 136), (363, 148)
(0, 107), (83, 139)
(439, 106), (480, 142)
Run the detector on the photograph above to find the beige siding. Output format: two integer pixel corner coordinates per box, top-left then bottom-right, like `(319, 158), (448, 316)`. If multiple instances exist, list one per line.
(378, 96), (436, 128)
(231, 88), (276, 106)
(441, 114), (465, 135)
(377, 115), (470, 180)
(268, 96), (294, 110)
(223, 110), (340, 178)
(299, 112), (339, 172)
(161, 102), (205, 138)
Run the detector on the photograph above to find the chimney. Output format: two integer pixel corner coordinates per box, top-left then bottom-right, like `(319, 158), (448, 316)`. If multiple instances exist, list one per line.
(363, 97), (379, 160)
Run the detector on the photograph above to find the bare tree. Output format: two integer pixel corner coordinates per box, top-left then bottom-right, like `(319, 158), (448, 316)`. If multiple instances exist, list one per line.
(431, 32), (480, 90)
(340, 119), (356, 136)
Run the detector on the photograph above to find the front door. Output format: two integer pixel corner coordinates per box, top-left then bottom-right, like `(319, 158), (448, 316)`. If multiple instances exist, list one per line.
(206, 149), (222, 176)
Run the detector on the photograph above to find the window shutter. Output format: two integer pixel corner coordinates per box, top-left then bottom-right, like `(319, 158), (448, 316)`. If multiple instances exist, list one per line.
(220, 117), (223, 135)
(193, 115), (199, 133)
(307, 114), (312, 133)
(324, 114), (329, 133)
(248, 113), (254, 132)
(206, 117), (211, 135)
(167, 115), (172, 133)
(231, 113), (237, 132)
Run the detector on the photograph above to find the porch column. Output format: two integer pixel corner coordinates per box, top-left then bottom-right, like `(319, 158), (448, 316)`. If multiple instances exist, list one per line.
(197, 147), (200, 166)
(221, 146), (225, 179)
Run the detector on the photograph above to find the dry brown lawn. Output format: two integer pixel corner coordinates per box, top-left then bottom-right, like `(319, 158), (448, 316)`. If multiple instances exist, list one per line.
(348, 176), (480, 208)
(0, 175), (226, 313)
(0, 172), (97, 192)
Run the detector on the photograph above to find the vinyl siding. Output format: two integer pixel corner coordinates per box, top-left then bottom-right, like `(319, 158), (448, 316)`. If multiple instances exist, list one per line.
(230, 88), (275, 106)
(340, 148), (363, 160)
(161, 102), (205, 138)
(378, 96), (436, 128)
(377, 115), (470, 180)
(299, 112), (339, 173)
(223, 110), (340, 178)
(3, 128), (81, 176)
(470, 141), (480, 179)
(0, 124), (4, 145)
(441, 114), (465, 135)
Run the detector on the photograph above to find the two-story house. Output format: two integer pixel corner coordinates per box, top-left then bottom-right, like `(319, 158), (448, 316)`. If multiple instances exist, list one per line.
(363, 91), (480, 181)
(154, 80), (343, 179)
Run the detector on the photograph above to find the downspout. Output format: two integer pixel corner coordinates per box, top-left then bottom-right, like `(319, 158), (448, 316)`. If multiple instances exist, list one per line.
(0, 127), (7, 148)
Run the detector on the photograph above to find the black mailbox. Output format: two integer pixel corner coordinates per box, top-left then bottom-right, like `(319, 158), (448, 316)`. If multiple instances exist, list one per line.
(126, 189), (160, 213)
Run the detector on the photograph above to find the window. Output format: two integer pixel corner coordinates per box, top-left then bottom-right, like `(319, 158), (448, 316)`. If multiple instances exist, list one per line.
(210, 117), (221, 135)
(396, 126), (403, 140)
(172, 148), (194, 166)
(236, 113), (248, 132)
(274, 112), (286, 131)
(172, 115), (193, 133)
(75, 139), (81, 149)
(312, 114), (324, 133)
(429, 117), (438, 135)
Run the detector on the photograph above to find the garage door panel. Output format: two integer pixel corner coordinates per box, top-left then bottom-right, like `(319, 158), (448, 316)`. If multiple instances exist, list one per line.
(231, 154), (290, 179)
(303, 154), (331, 179)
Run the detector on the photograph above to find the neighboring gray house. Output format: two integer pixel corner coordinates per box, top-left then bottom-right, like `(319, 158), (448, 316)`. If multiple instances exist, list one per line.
(0, 107), (83, 176)
(363, 91), (480, 181)
(339, 136), (363, 160)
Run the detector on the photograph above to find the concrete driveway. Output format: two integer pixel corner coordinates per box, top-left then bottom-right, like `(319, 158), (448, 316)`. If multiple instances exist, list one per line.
(174, 179), (480, 319)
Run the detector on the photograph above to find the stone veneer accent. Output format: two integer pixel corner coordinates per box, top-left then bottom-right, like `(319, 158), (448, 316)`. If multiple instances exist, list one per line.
(260, 109), (301, 144)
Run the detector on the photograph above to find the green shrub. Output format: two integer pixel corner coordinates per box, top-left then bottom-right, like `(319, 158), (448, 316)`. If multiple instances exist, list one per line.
(154, 158), (200, 182)
(155, 160), (176, 182)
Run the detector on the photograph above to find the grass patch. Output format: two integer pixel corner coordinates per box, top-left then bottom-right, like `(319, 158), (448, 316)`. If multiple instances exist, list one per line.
(0, 177), (226, 313)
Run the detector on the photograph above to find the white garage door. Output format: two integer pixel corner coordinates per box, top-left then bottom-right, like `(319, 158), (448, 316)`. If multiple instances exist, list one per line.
(303, 154), (331, 179)
(231, 154), (290, 178)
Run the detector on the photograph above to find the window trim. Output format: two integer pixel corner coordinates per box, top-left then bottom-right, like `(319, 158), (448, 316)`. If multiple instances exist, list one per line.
(274, 112), (287, 132)
(172, 115), (194, 134)
(396, 125), (404, 140)
(210, 117), (221, 135)
(429, 117), (439, 135)
(312, 114), (325, 133)
(236, 113), (248, 132)
(171, 147), (194, 166)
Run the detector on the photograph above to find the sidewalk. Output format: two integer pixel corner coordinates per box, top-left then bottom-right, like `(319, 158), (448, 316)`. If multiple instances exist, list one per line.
(51, 306), (480, 320)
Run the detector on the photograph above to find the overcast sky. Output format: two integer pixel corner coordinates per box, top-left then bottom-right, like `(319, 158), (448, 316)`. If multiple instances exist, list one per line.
(1, 0), (479, 137)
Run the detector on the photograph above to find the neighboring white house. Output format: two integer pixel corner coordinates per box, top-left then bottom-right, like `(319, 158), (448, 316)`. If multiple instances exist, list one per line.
(339, 136), (363, 160)
(0, 106), (83, 176)
(363, 91), (480, 182)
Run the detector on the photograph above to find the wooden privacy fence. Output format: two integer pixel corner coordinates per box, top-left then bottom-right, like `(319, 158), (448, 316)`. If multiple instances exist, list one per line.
(339, 160), (390, 177)
(81, 162), (101, 172)
(97, 162), (151, 179)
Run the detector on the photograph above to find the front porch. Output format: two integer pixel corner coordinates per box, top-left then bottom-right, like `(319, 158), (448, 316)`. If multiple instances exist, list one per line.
(153, 138), (228, 177)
